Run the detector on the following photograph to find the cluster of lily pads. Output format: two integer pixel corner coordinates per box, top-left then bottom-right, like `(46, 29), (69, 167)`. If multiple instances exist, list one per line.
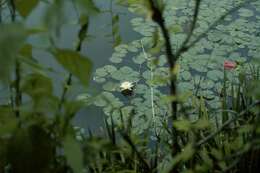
(82, 0), (260, 134)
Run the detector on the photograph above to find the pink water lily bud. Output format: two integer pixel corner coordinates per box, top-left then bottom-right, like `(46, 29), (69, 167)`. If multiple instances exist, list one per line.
(224, 60), (237, 70)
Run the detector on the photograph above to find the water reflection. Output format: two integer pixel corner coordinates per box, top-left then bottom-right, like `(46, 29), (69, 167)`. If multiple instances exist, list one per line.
(26, 0), (140, 132)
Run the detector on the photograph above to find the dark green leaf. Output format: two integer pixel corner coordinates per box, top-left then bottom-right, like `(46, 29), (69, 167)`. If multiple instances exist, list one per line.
(54, 49), (92, 86)
(63, 135), (84, 173)
(15, 0), (39, 18)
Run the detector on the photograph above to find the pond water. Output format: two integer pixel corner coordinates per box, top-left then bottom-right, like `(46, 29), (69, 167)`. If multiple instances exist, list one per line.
(25, 0), (140, 133)
(1, 0), (259, 134)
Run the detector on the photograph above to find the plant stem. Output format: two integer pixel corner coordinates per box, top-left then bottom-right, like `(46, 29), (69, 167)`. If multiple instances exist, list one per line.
(0, 1), (2, 23)
(110, 0), (115, 44)
(14, 61), (22, 117)
(148, 0), (201, 166)
(175, 0), (201, 58)
(120, 131), (151, 172)
(58, 73), (73, 111)
(148, 0), (180, 160)
(10, 0), (22, 117)
(140, 40), (158, 137)
(58, 4), (87, 112)
(195, 100), (260, 147)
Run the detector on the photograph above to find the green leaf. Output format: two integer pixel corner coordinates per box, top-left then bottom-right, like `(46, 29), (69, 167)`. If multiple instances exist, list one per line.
(133, 54), (146, 64)
(165, 144), (195, 171)
(64, 135), (84, 173)
(169, 24), (182, 33)
(15, 0), (39, 18)
(173, 120), (191, 132)
(21, 73), (60, 113)
(54, 49), (92, 86)
(207, 70), (223, 81)
(0, 106), (17, 136)
(65, 101), (84, 117)
(110, 56), (122, 63)
(76, 15), (89, 50)
(76, 0), (100, 15)
(181, 71), (191, 80)
(238, 8), (254, 17)
(19, 44), (33, 58)
(21, 73), (53, 97)
(112, 14), (121, 47)
(0, 24), (26, 83)
(102, 81), (117, 91)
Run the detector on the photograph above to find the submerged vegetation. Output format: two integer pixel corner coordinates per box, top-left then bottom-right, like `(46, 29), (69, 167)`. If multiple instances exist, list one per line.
(0, 0), (259, 173)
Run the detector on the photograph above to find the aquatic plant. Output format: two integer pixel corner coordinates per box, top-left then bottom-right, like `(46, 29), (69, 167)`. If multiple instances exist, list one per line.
(0, 0), (259, 173)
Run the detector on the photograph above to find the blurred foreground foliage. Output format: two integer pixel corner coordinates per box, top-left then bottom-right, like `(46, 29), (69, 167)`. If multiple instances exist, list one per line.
(0, 0), (259, 173)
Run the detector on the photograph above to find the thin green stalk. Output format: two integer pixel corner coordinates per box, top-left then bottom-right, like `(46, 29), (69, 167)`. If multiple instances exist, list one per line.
(58, 5), (88, 112)
(9, 0), (22, 118)
(148, 2), (202, 169)
(140, 40), (158, 137)
(110, 0), (115, 44)
(58, 73), (72, 111)
(175, 0), (201, 58)
(120, 131), (151, 172)
(0, 0), (2, 22)
(14, 61), (22, 117)
(222, 70), (228, 123)
(148, 0), (180, 161)
(195, 100), (260, 147)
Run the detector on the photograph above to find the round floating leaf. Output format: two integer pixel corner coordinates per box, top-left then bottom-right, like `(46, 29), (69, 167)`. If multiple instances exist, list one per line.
(127, 44), (139, 52)
(207, 70), (223, 81)
(103, 65), (117, 73)
(95, 68), (108, 77)
(178, 82), (194, 92)
(158, 55), (167, 66)
(133, 54), (146, 64)
(119, 66), (133, 73)
(191, 63), (208, 73)
(132, 97), (143, 105)
(238, 8), (254, 17)
(102, 82), (117, 91)
(94, 95), (107, 107)
(93, 77), (106, 83)
(135, 84), (148, 94)
(142, 70), (150, 80)
(111, 70), (124, 81)
(200, 80), (214, 90)
(181, 71), (191, 81)
(110, 56), (122, 63)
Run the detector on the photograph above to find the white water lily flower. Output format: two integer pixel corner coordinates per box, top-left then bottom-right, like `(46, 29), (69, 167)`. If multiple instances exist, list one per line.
(119, 81), (134, 96)
(120, 81), (134, 90)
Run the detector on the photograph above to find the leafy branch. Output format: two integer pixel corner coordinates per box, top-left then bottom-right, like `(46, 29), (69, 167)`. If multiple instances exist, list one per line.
(148, 0), (180, 160)
(58, 13), (89, 111)
(148, 0), (202, 165)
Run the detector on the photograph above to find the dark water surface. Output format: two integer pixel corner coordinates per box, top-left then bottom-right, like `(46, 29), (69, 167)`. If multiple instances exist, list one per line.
(26, 0), (139, 132)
